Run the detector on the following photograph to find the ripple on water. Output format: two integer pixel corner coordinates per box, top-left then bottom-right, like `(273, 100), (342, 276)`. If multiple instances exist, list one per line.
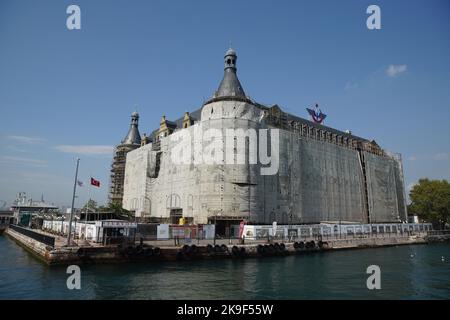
(1, 236), (449, 299)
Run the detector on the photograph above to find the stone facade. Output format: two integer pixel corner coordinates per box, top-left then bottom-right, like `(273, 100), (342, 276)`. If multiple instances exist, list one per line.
(122, 49), (407, 226)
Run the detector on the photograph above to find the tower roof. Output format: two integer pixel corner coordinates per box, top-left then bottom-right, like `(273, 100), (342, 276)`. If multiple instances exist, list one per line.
(225, 48), (236, 56)
(122, 112), (141, 145)
(214, 47), (247, 99)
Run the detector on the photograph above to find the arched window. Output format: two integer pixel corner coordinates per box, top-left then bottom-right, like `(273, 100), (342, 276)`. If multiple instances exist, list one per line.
(166, 194), (181, 209)
(187, 194), (193, 208)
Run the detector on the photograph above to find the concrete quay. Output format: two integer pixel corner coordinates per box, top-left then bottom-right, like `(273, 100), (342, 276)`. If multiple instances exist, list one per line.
(4, 226), (432, 265)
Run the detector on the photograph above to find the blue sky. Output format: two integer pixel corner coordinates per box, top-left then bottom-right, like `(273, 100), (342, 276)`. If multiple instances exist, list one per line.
(0, 0), (449, 208)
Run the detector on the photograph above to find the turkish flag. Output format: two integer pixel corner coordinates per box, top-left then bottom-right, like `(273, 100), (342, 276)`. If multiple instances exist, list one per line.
(90, 177), (100, 187)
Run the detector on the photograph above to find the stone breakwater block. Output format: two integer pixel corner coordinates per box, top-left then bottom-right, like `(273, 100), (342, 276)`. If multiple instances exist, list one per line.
(48, 247), (80, 264)
(5, 228), (50, 262)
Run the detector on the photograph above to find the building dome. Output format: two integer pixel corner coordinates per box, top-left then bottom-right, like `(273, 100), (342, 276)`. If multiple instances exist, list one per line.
(225, 48), (236, 56)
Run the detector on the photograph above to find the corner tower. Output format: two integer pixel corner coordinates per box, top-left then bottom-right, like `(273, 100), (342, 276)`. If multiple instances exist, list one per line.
(198, 48), (266, 227)
(109, 112), (142, 206)
(122, 111), (141, 145)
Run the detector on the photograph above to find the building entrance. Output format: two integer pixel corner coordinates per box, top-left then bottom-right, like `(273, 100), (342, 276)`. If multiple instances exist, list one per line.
(170, 209), (183, 224)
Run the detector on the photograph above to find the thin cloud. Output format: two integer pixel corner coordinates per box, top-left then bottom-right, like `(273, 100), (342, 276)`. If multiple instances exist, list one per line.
(0, 155), (48, 167)
(407, 155), (417, 161)
(386, 64), (407, 77)
(4, 145), (27, 153)
(16, 171), (68, 184)
(344, 81), (358, 91)
(433, 153), (450, 161)
(6, 135), (46, 144)
(54, 145), (114, 155)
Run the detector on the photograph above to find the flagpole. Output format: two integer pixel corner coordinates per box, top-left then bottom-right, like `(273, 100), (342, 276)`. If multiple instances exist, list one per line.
(85, 176), (91, 240)
(67, 158), (80, 246)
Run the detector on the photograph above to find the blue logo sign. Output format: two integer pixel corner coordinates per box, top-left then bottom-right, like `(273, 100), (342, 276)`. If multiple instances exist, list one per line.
(306, 104), (327, 124)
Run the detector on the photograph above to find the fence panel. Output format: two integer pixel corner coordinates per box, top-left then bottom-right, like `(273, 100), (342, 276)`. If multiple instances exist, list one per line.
(9, 224), (55, 247)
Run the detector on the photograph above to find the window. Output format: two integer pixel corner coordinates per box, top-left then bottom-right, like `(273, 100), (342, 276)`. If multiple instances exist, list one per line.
(300, 228), (310, 237)
(187, 195), (193, 208)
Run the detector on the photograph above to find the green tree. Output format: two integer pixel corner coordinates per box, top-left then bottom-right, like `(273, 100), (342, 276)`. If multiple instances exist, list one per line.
(409, 179), (450, 229)
(83, 199), (98, 211)
(100, 202), (133, 220)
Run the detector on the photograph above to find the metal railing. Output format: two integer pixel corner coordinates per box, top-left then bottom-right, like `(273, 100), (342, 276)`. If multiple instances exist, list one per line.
(427, 230), (450, 236)
(9, 224), (55, 247)
(132, 230), (431, 248)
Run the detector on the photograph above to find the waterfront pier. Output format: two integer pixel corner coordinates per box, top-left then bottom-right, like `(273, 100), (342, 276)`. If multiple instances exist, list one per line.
(4, 223), (446, 265)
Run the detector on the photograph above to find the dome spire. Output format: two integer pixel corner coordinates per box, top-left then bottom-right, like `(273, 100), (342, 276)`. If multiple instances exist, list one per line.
(122, 111), (141, 145)
(214, 47), (246, 99)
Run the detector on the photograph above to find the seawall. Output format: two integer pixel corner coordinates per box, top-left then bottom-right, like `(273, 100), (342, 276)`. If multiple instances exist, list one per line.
(4, 227), (432, 266)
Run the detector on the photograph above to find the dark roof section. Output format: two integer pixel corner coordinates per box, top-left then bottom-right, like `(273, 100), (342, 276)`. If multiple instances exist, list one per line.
(287, 112), (369, 142)
(165, 120), (177, 129)
(255, 102), (369, 143)
(173, 108), (202, 128)
(147, 108), (203, 143)
(216, 68), (246, 98)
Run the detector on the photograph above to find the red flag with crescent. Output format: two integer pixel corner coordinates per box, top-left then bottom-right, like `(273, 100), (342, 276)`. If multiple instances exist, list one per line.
(90, 177), (100, 187)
